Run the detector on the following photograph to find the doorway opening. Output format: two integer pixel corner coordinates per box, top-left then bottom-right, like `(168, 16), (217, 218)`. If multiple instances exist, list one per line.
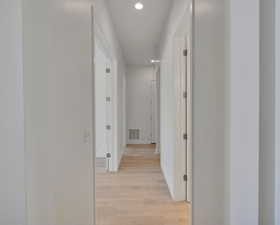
(93, 1), (193, 224)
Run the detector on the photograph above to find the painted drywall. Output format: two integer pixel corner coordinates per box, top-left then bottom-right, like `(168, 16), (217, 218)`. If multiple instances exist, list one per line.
(158, 0), (192, 201)
(0, 1), (26, 224)
(275, 0), (280, 223)
(260, 0), (275, 224)
(93, 0), (127, 167)
(159, 48), (176, 196)
(192, 0), (227, 222)
(23, 1), (95, 224)
(106, 0), (172, 65)
(226, 0), (260, 224)
(126, 66), (156, 144)
(158, 0), (191, 57)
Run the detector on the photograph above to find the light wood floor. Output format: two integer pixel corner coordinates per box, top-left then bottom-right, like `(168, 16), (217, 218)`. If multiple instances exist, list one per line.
(96, 144), (190, 225)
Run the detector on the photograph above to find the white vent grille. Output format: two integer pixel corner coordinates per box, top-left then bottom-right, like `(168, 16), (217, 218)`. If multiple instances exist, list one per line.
(129, 129), (140, 140)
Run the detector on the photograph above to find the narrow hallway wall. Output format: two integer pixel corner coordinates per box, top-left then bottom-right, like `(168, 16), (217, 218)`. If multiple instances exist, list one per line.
(126, 66), (156, 145)
(192, 0), (227, 223)
(226, 0), (260, 224)
(158, 0), (192, 201)
(0, 1), (26, 224)
(260, 0), (276, 223)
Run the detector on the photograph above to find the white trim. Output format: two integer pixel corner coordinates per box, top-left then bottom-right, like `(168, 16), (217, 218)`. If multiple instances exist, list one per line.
(90, 5), (96, 225)
(111, 60), (119, 172)
(186, 35), (193, 203)
(275, 0), (280, 223)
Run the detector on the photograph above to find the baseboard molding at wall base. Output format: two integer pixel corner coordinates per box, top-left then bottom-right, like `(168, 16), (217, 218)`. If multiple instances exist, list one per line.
(160, 164), (185, 201)
(155, 146), (160, 154)
(127, 140), (153, 145)
(160, 161), (175, 200)
(117, 145), (126, 170)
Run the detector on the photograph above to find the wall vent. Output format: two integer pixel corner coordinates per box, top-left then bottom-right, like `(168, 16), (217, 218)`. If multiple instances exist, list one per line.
(129, 129), (140, 140)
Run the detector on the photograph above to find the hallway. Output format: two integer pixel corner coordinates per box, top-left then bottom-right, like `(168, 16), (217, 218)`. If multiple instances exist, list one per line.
(96, 145), (190, 225)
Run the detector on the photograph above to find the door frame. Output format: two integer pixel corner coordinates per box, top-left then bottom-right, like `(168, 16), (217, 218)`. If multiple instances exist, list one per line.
(185, 36), (193, 203)
(90, 6), (96, 225)
(275, 0), (280, 222)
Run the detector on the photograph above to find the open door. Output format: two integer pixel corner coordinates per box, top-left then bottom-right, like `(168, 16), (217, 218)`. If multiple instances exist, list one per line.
(94, 20), (117, 172)
(150, 79), (157, 144)
(105, 60), (114, 171)
(185, 36), (192, 203)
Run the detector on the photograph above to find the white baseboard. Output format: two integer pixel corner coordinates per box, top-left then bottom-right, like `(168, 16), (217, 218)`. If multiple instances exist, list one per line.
(117, 146), (126, 170)
(160, 160), (175, 200)
(127, 140), (152, 145)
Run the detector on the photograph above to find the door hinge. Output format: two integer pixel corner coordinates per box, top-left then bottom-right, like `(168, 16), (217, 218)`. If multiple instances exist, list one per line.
(106, 97), (111, 102)
(106, 125), (111, 130)
(183, 133), (188, 140)
(183, 174), (188, 181)
(183, 49), (188, 57)
(106, 153), (111, 158)
(183, 91), (187, 98)
(106, 68), (111, 73)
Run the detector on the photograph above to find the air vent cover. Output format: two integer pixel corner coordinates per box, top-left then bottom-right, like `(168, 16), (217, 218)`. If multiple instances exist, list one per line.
(129, 129), (140, 140)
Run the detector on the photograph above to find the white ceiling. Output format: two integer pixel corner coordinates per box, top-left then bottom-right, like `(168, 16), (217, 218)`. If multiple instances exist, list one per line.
(106, 0), (172, 65)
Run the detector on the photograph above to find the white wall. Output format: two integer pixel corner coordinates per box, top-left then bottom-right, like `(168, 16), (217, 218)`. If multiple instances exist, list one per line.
(159, 48), (176, 196)
(275, 0), (280, 223)
(23, 1), (95, 224)
(0, 1), (26, 224)
(126, 66), (156, 144)
(192, 0), (227, 223)
(93, 0), (127, 166)
(260, 0), (275, 224)
(158, 0), (191, 200)
(226, 0), (260, 224)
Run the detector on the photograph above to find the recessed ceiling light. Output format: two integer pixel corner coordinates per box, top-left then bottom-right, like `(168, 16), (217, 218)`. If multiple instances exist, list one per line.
(151, 59), (160, 64)
(134, 2), (144, 10)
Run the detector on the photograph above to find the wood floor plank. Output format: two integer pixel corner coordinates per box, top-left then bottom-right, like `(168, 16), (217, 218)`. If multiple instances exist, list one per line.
(96, 144), (190, 225)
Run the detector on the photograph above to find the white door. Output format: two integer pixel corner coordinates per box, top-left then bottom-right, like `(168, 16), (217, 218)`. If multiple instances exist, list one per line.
(94, 37), (114, 171)
(150, 80), (157, 144)
(105, 61), (113, 170)
(185, 37), (192, 203)
(95, 40), (107, 160)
